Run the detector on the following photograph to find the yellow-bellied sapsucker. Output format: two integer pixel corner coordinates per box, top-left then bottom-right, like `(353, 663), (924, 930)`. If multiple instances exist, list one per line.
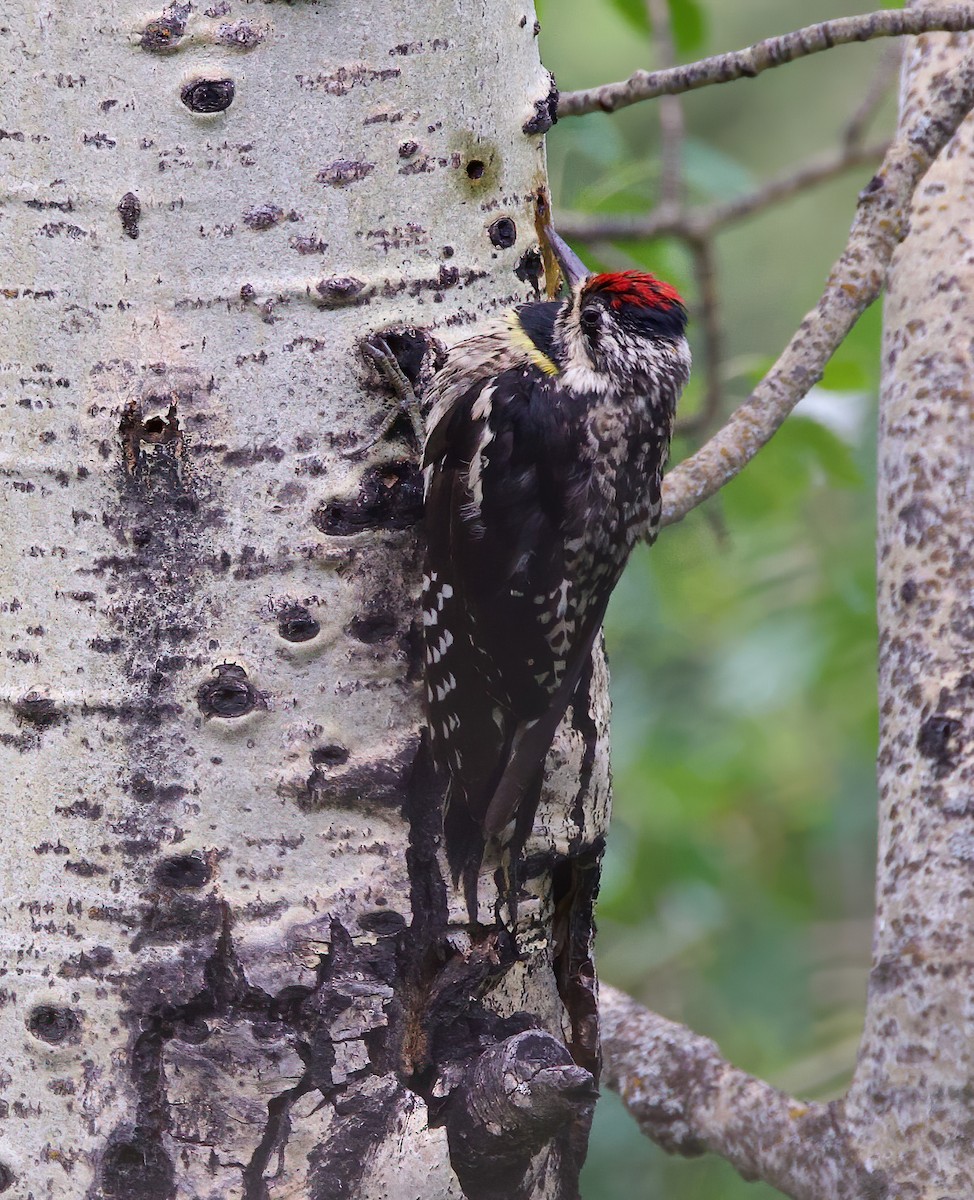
(420, 227), (691, 898)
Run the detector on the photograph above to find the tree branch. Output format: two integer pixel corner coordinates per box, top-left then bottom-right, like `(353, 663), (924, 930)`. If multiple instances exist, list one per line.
(646, 0), (685, 208)
(657, 46), (974, 528)
(599, 986), (868, 1200)
(841, 43), (901, 147)
(556, 140), (888, 245)
(676, 237), (723, 438)
(559, 6), (974, 117)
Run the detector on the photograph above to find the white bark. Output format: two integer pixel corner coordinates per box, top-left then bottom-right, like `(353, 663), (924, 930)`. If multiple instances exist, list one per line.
(844, 16), (974, 1195)
(0, 4), (606, 1197)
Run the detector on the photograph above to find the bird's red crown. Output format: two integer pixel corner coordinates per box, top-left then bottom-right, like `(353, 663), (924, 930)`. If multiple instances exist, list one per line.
(582, 270), (684, 312)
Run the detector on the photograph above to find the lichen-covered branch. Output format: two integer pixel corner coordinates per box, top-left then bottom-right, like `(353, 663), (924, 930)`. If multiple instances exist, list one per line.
(559, 5), (974, 116)
(658, 44), (974, 527)
(599, 987), (869, 1200)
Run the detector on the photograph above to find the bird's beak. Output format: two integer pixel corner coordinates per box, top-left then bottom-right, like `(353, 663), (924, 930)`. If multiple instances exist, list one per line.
(543, 222), (591, 290)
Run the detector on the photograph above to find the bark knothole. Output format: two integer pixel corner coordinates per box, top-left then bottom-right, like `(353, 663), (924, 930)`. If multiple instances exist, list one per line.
(155, 852), (212, 889)
(196, 663), (262, 719)
(455, 136), (501, 193)
(277, 604), (321, 642)
(347, 610), (399, 645)
(26, 1004), (83, 1046)
(315, 275), (370, 307)
(310, 744), (349, 766)
(140, 5), (190, 54)
(117, 192), (142, 239)
(0, 1164), (12, 1194)
(917, 712), (963, 775)
(180, 78), (235, 114)
(489, 216), (518, 248)
(118, 400), (183, 478)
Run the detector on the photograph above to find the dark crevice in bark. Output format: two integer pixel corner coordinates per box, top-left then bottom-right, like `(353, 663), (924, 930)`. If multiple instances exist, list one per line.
(550, 842), (604, 1080)
(100, 990), (178, 1197)
(240, 1078), (314, 1200)
(568, 658), (599, 834)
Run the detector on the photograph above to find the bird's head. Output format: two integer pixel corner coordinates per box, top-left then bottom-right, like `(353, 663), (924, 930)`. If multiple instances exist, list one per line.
(545, 224), (690, 397)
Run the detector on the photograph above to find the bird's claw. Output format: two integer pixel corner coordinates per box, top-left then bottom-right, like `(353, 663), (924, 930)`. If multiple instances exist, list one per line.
(346, 334), (425, 458)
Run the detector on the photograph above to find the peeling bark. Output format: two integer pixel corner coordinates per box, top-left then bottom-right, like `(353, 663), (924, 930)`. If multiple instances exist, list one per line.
(0, 3), (606, 1196)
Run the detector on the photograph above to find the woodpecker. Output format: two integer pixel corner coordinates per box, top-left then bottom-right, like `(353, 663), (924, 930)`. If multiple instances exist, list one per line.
(419, 227), (691, 901)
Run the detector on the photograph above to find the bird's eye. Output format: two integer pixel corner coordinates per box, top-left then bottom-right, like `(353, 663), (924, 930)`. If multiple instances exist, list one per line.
(580, 306), (600, 336)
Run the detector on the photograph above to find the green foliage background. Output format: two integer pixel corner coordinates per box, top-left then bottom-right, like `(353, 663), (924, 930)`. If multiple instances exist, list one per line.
(537, 1), (897, 1195)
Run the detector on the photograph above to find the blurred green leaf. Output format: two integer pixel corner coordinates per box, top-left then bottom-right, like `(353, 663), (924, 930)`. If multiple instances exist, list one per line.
(606, 0), (650, 36)
(669, 0), (708, 56)
(682, 136), (756, 200)
(605, 0), (708, 55)
(819, 358), (868, 391)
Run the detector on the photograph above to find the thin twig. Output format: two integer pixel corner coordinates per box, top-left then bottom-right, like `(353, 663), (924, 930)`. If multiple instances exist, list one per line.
(676, 237), (723, 438)
(646, 0), (685, 208)
(842, 43), (902, 146)
(658, 47), (974, 529)
(600, 986), (857, 1200)
(701, 141), (889, 233)
(559, 6), (974, 117)
(557, 140), (888, 244)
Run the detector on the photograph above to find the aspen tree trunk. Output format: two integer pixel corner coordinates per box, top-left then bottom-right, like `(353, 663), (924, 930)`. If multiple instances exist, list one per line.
(843, 17), (974, 1197)
(0, 4), (608, 1197)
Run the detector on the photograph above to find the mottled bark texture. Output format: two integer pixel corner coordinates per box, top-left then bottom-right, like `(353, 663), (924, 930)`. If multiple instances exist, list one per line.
(0, 4), (606, 1198)
(602, 18), (974, 1200)
(843, 17), (974, 1196)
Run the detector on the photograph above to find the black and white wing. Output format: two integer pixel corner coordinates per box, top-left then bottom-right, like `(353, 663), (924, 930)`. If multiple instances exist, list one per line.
(422, 362), (610, 883)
